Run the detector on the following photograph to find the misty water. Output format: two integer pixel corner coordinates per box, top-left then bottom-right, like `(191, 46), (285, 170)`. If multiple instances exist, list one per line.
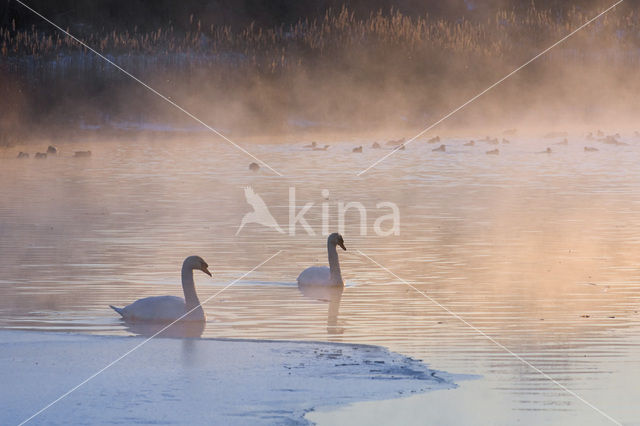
(1, 135), (639, 425)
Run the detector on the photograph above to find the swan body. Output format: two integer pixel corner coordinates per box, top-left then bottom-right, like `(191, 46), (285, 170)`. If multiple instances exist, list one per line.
(110, 255), (211, 322)
(111, 296), (187, 322)
(298, 266), (333, 285)
(297, 233), (346, 286)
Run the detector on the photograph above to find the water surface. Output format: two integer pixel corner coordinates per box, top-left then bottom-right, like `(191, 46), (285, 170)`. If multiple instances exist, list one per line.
(1, 136), (639, 425)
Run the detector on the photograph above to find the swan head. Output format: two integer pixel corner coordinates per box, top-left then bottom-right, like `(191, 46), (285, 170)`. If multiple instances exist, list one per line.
(184, 255), (212, 276)
(328, 233), (346, 251)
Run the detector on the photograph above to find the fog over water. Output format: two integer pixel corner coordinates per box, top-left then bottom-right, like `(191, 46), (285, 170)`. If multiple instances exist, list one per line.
(2, 1), (639, 143)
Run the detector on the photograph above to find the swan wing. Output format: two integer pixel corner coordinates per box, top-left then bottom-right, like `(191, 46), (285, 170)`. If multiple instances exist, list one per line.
(119, 296), (186, 322)
(297, 266), (332, 286)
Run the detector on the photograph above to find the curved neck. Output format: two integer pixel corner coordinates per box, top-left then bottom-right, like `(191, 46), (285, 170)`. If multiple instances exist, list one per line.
(327, 241), (343, 286)
(181, 264), (201, 309)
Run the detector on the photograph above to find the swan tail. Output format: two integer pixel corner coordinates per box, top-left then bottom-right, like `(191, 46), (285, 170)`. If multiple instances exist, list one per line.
(109, 305), (124, 317)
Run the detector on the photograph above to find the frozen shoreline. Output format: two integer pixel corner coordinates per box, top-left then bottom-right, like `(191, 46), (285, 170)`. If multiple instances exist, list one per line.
(1, 330), (460, 425)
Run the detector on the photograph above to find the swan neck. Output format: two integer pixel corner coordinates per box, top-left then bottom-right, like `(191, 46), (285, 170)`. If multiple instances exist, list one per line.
(327, 241), (343, 286)
(181, 264), (201, 309)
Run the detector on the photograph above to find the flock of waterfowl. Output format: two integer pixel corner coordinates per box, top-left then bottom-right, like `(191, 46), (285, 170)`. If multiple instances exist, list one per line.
(111, 233), (347, 323)
(293, 129), (636, 159)
(14, 145), (91, 159)
(10, 130), (634, 171)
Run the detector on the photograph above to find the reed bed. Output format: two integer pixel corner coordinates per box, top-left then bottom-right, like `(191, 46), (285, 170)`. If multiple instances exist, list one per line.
(2, 6), (638, 74)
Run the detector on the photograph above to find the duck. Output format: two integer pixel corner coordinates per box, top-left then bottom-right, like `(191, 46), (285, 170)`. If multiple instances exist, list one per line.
(601, 133), (629, 146)
(584, 146), (599, 152)
(110, 256), (211, 322)
(501, 138), (510, 144)
(371, 142), (381, 149)
(432, 144), (446, 152)
(486, 149), (499, 155)
(74, 150), (92, 157)
(427, 136), (441, 144)
(554, 138), (568, 145)
(352, 146), (363, 153)
(464, 140), (475, 146)
(34, 152), (47, 159)
(537, 147), (552, 154)
(304, 141), (317, 149)
(386, 137), (405, 147)
(297, 233), (346, 287)
(16, 152), (29, 159)
(312, 145), (330, 151)
(249, 162), (260, 171)
(480, 136), (497, 144)
(600, 136), (627, 145)
(46, 145), (58, 155)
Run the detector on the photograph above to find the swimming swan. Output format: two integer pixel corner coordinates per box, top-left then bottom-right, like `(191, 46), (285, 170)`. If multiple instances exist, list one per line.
(110, 256), (211, 322)
(297, 233), (346, 286)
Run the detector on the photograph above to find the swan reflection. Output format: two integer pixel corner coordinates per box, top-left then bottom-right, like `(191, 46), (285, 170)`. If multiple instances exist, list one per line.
(298, 284), (344, 335)
(122, 319), (205, 338)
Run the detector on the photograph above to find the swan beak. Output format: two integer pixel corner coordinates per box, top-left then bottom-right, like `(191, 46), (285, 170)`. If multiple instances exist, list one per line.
(338, 242), (346, 251)
(202, 267), (212, 277)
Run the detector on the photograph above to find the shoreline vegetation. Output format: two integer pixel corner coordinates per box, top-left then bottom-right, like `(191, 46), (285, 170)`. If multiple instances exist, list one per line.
(2, 4), (639, 145)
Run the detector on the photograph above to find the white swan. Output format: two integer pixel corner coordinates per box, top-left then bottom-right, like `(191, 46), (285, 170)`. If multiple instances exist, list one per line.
(110, 256), (211, 322)
(297, 233), (346, 286)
